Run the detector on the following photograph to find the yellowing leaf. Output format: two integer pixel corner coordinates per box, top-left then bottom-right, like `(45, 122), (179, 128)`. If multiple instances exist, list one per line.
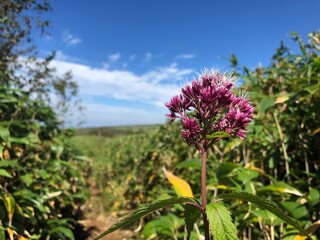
(163, 168), (193, 197)
(275, 94), (289, 104)
(207, 185), (228, 190)
(7, 227), (16, 240)
(312, 128), (320, 135)
(293, 235), (308, 240)
(4, 194), (15, 225)
(258, 182), (303, 196)
(293, 220), (320, 240)
(245, 163), (265, 174)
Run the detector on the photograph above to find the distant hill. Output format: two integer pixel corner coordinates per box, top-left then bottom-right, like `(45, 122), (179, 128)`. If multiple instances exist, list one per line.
(75, 124), (161, 137)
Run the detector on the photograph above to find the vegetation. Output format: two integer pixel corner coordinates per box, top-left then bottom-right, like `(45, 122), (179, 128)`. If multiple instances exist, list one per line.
(76, 31), (320, 240)
(1, 0), (319, 239)
(0, 0), (88, 239)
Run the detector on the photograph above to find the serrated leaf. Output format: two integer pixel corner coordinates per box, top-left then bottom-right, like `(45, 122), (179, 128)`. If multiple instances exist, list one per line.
(184, 204), (201, 239)
(207, 202), (239, 240)
(95, 197), (195, 239)
(220, 192), (304, 233)
(163, 168), (194, 197)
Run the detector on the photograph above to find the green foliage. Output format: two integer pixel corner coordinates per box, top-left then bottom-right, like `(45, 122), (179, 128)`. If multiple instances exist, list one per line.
(207, 202), (239, 240)
(73, 123), (195, 211)
(0, 0), (80, 119)
(81, 30), (320, 239)
(142, 213), (185, 240)
(95, 197), (195, 239)
(220, 192), (303, 233)
(0, 87), (88, 239)
(184, 204), (201, 239)
(0, 1), (88, 239)
(225, 31), (320, 239)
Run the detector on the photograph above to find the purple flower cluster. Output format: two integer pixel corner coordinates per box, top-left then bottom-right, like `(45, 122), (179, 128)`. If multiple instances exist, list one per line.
(165, 69), (254, 147)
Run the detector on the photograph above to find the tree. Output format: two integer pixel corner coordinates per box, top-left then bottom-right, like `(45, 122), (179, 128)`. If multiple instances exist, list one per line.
(0, 1), (88, 239)
(0, 0), (79, 116)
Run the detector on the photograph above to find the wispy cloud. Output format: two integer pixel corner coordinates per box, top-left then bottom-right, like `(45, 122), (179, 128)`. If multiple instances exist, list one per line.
(62, 30), (82, 46)
(72, 103), (166, 127)
(55, 51), (86, 63)
(176, 54), (195, 59)
(145, 52), (153, 62)
(129, 54), (137, 61)
(108, 53), (121, 63)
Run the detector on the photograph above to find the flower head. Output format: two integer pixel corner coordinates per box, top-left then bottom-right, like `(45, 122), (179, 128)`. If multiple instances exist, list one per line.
(165, 69), (254, 147)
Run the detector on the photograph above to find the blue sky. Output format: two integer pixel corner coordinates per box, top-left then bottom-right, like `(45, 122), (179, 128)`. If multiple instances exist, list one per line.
(35, 0), (320, 127)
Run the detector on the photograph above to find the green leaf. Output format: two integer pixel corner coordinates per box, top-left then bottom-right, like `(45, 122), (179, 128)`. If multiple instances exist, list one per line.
(0, 229), (5, 240)
(0, 169), (13, 178)
(207, 202), (239, 240)
(279, 202), (309, 220)
(184, 204), (201, 239)
(51, 226), (75, 240)
(21, 174), (34, 187)
(220, 192), (304, 233)
(95, 197), (196, 239)
(258, 182), (303, 196)
(216, 163), (240, 178)
(0, 126), (10, 146)
(308, 188), (320, 206)
(230, 54), (238, 67)
(207, 131), (230, 140)
(258, 97), (274, 115)
(0, 160), (19, 168)
(176, 159), (201, 169)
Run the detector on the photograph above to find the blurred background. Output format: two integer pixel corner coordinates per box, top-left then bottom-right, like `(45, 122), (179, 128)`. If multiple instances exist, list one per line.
(1, 1), (319, 239)
(34, 0), (320, 127)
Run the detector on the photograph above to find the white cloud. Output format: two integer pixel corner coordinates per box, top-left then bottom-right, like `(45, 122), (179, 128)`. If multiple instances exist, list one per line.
(49, 53), (193, 126)
(108, 53), (121, 63)
(62, 30), (82, 46)
(51, 59), (192, 104)
(102, 62), (110, 69)
(176, 54), (195, 59)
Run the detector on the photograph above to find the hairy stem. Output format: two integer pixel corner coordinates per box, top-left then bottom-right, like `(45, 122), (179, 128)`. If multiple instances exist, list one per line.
(201, 149), (210, 240)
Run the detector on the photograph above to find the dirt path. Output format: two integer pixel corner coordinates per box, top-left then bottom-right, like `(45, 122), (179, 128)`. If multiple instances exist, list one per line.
(77, 178), (135, 240)
(79, 213), (134, 240)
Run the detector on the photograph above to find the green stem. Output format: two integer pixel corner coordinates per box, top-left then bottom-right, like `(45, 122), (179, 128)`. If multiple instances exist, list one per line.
(201, 149), (210, 240)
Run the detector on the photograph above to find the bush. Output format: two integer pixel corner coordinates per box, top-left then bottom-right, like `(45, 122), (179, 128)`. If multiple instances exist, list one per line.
(0, 86), (89, 239)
